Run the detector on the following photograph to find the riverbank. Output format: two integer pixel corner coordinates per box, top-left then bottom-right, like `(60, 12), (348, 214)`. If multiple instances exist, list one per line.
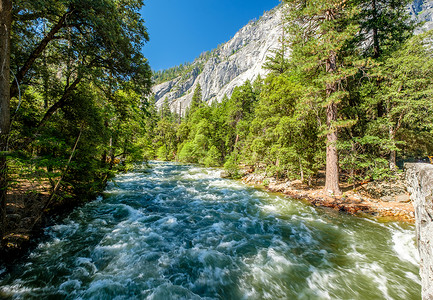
(1, 183), (92, 265)
(1, 183), (49, 264)
(242, 173), (415, 223)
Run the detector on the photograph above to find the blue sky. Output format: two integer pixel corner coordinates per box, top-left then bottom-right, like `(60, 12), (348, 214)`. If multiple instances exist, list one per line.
(141, 0), (281, 71)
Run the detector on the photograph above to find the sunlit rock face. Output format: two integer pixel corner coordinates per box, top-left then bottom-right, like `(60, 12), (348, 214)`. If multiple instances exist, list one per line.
(152, 5), (285, 115)
(410, 0), (433, 32)
(152, 1), (433, 114)
(405, 163), (433, 300)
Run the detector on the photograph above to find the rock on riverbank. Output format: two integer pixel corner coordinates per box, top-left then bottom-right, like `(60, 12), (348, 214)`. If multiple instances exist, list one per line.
(405, 163), (433, 299)
(241, 173), (415, 223)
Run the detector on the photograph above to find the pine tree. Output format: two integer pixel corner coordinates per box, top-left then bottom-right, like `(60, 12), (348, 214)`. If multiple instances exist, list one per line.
(357, 0), (413, 58)
(363, 32), (433, 169)
(355, 0), (415, 170)
(190, 83), (203, 112)
(284, 0), (361, 195)
(264, 11), (290, 74)
(249, 73), (322, 181)
(161, 98), (173, 120)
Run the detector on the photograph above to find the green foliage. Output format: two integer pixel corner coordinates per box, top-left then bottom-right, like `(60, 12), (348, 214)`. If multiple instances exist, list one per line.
(188, 84), (203, 117)
(223, 151), (241, 179)
(203, 146), (221, 167)
(145, 0), (433, 191)
(356, 31), (433, 170)
(264, 10), (290, 75)
(157, 145), (170, 161)
(178, 142), (196, 163)
(356, 0), (414, 58)
(7, 0), (153, 204)
(247, 73), (324, 181)
(338, 136), (393, 183)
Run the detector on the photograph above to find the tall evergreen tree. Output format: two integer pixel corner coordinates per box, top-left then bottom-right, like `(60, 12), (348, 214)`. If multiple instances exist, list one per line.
(161, 98), (173, 120)
(189, 83), (203, 116)
(284, 0), (361, 195)
(249, 73), (322, 181)
(355, 0), (415, 169)
(363, 32), (433, 169)
(357, 0), (413, 58)
(264, 7), (290, 74)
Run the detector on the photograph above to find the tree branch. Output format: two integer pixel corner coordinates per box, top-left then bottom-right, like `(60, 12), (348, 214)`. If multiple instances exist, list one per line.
(37, 75), (82, 129)
(15, 75), (82, 149)
(10, 10), (71, 98)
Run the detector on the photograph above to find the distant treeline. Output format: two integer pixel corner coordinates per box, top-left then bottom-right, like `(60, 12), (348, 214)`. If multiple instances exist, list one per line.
(152, 51), (214, 85)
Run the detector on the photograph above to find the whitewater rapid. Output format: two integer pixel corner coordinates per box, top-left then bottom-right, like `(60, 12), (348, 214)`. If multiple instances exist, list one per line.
(0, 162), (420, 299)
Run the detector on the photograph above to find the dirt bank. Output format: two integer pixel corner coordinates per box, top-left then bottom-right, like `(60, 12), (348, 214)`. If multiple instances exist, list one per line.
(242, 173), (415, 223)
(1, 182), (84, 264)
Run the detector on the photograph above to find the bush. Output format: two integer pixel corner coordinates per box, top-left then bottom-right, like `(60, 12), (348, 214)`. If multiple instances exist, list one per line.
(223, 151), (241, 178)
(157, 145), (169, 161)
(203, 146), (221, 167)
(178, 142), (197, 163)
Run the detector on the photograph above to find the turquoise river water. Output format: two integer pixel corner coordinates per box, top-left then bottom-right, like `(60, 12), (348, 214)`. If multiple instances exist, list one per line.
(0, 162), (421, 299)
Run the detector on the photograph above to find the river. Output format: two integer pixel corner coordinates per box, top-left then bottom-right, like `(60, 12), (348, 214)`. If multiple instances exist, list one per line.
(0, 162), (421, 299)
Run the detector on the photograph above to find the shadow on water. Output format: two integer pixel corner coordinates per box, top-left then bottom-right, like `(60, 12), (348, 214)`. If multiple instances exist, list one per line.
(0, 161), (421, 299)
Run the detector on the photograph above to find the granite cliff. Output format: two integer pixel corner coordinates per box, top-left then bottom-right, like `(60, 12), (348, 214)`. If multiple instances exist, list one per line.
(152, 5), (285, 114)
(410, 0), (433, 32)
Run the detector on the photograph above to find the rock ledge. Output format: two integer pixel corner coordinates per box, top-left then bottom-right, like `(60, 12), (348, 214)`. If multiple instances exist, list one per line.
(405, 163), (433, 300)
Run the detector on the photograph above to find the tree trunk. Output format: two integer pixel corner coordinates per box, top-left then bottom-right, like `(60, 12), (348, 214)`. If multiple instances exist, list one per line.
(299, 158), (304, 182)
(178, 102), (182, 124)
(325, 101), (342, 196)
(10, 11), (69, 99)
(0, 0), (12, 242)
(324, 50), (342, 196)
(389, 126), (397, 170)
(389, 150), (397, 170)
(108, 137), (115, 170)
(234, 134), (239, 147)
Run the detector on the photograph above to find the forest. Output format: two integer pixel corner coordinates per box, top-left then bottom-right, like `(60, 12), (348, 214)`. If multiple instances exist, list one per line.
(1, 0), (433, 250)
